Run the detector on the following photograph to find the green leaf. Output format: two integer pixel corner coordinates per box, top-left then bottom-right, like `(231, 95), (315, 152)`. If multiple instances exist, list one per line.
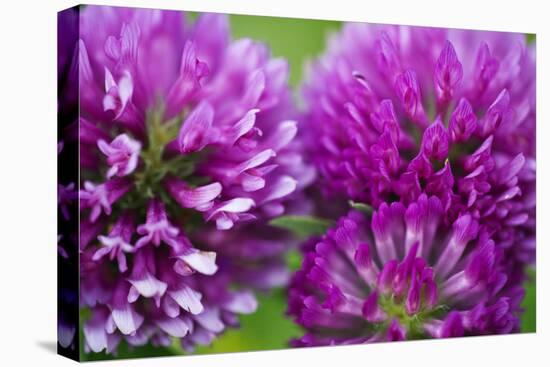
(349, 201), (373, 214)
(269, 215), (332, 238)
(285, 249), (304, 271)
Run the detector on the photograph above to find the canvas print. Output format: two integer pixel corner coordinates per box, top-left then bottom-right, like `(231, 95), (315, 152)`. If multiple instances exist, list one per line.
(57, 4), (536, 361)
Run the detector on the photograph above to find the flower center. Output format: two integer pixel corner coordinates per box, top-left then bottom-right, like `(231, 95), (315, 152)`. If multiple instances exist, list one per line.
(377, 294), (448, 339)
(118, 107), (201, 213)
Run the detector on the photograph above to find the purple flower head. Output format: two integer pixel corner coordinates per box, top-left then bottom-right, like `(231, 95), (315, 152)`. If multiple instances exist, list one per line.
(288, 196), (522, 346)
(76, 6), (312, 354)
(303, 24), (535, 290)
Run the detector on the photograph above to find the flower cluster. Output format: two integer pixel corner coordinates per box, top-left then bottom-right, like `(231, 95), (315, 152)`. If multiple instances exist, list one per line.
(291, 24), (535, 344)
(289, 196), (523, 345)
(77, 6), (311, 354)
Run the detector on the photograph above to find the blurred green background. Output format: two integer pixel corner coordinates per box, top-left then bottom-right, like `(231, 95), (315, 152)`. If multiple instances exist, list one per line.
(230, 14), (341, 87)
(81, 12), (535, 361)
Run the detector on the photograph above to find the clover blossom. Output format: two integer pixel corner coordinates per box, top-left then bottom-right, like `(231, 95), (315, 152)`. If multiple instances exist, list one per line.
(293, 24), (535, 345)
(289, 196), (523, 345)
(76, 6), (311, 354)
(302, 24), (535, 291)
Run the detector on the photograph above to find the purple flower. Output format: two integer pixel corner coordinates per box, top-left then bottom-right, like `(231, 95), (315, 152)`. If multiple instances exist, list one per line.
(98, 133), (142, 178)
(93, 212), (135, 273)
(288, 195), (523, 346)
(302, 24), (535, 293)
(76, 6), (312, 354)
(134, 199), (181, 250)
(80, 178), (132, 222)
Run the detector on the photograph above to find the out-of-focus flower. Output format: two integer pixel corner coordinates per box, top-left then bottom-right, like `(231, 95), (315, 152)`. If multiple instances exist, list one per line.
(289, 196), (523, 346)
(76, 6), (312, 354)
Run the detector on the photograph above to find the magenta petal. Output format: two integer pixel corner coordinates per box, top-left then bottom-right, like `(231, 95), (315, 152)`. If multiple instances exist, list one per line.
(177, 101), (216, 154)
(394, 69), (428, 127)
(166, 41), (210, 117)
(166, 178), (222, 209)
(261, 120), (298, 152)
(405, 269), (421, 315)
(258, 175), (297, 205)
(472, 42), (500, 97)
(219, 108), (260, 146)
(376, 32), (401, 79)
(421, 117), (449, 160)
(386, 319), (406, 341)
(435, 214), (479, 279)
(434, 40), (463, 103)
(440, 311), (464, 338)
(235, 149), (276, 174)
(479, 89), (510, 137)
(207, 198), (255, 218)
(191, 13), (230, 73)
(362, 291), (386, 322)
(449, 98), (477, 142)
